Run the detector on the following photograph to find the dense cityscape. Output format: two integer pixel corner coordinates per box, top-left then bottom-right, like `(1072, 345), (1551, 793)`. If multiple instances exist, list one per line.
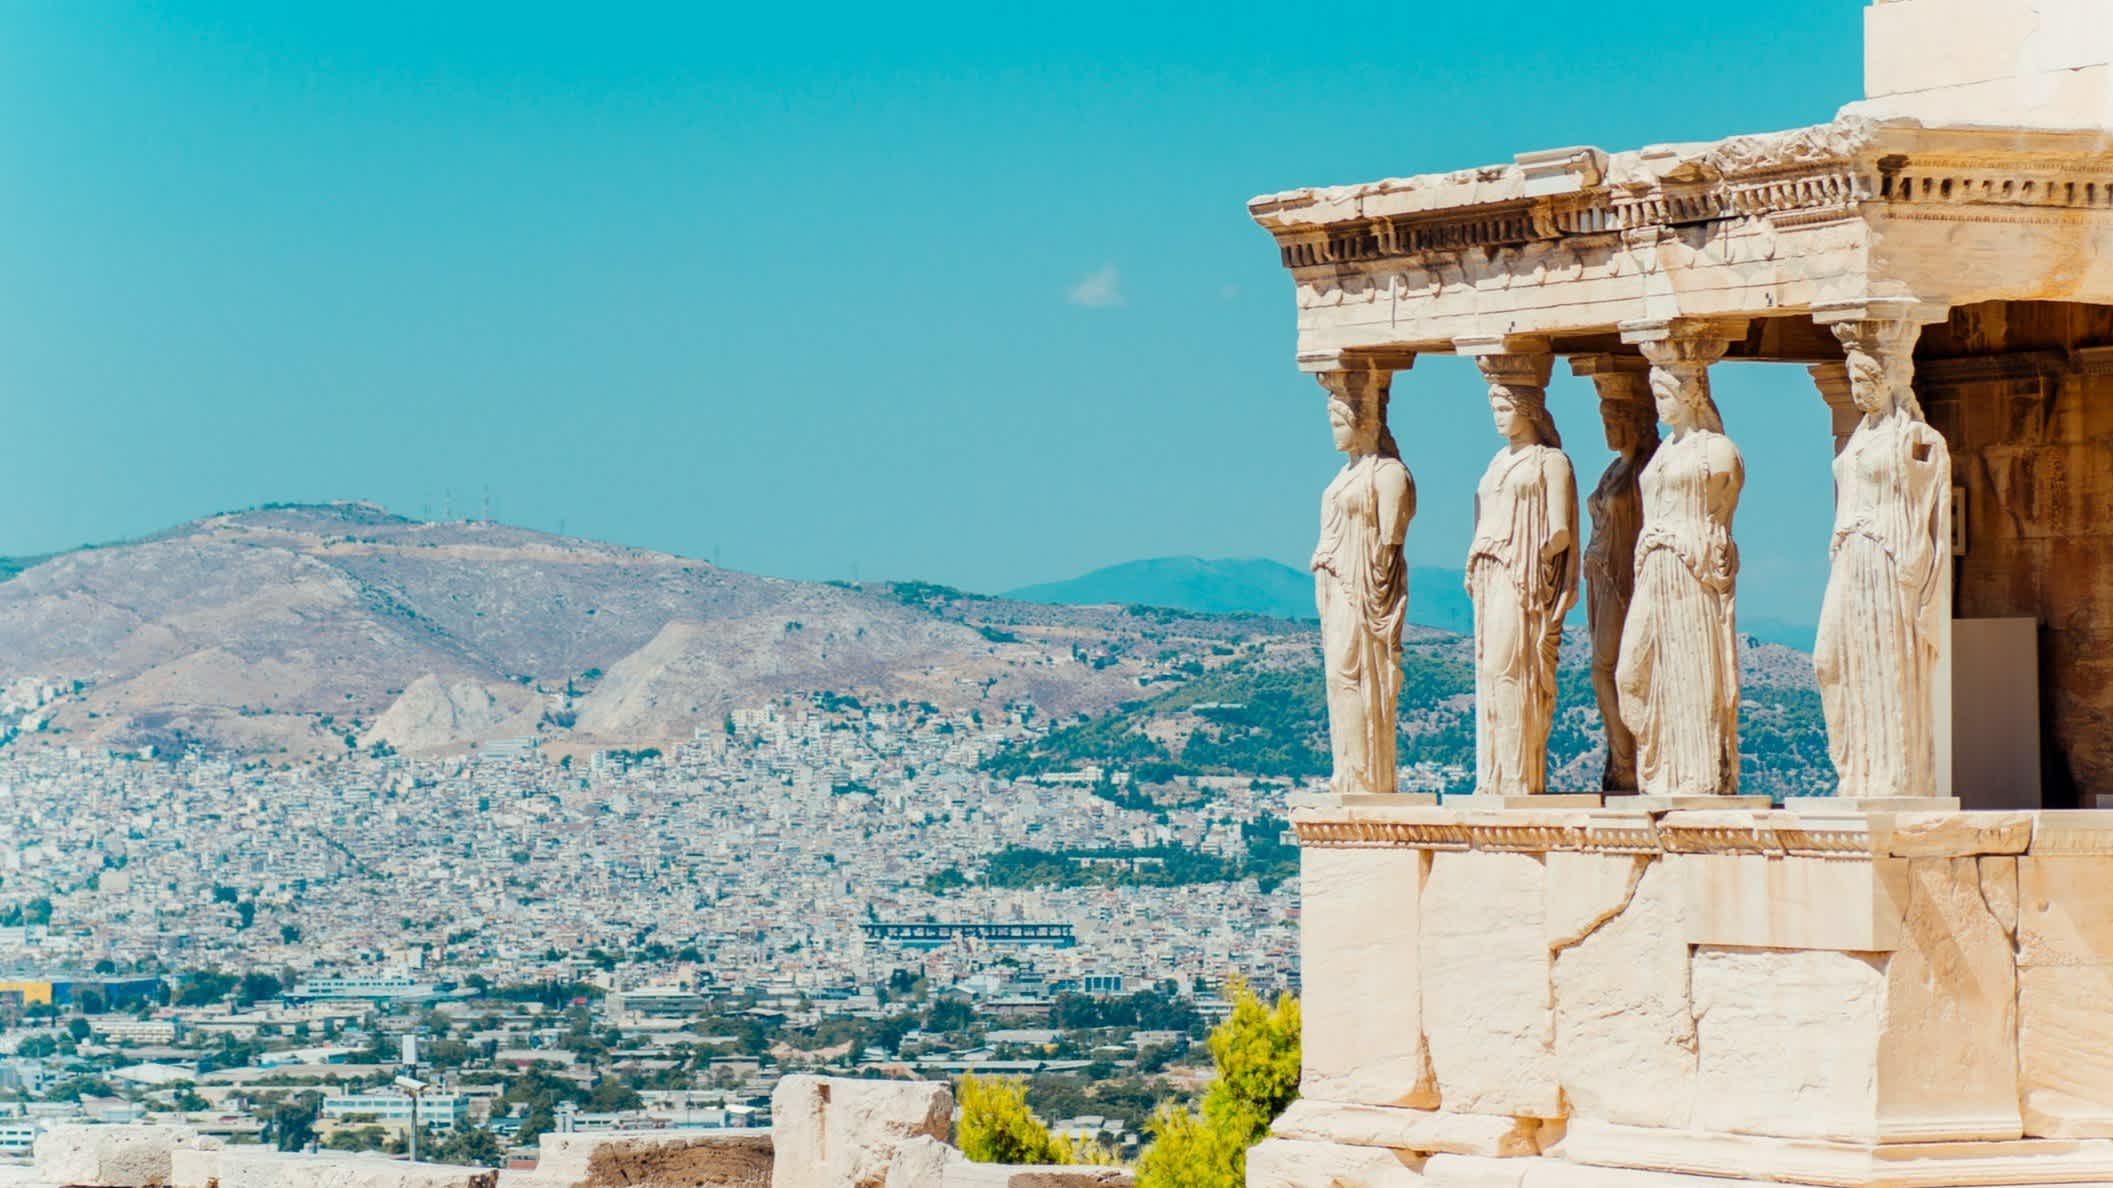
(0, 694), (1306, 1166)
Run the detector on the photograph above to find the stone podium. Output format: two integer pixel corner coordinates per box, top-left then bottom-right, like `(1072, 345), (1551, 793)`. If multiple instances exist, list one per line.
(1250, 803), (2113, 1187)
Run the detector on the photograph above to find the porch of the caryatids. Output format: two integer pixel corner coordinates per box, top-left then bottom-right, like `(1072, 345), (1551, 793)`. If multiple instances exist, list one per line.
(1614, 318), (1750, 801)
(1457, 336), (1578, 798)
(1811, 300), (1954, 803)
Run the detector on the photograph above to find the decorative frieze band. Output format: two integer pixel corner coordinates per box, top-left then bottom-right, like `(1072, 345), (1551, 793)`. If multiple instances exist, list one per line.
(1290, 806), (2081, 857)
(1257, 122), (2113, 274)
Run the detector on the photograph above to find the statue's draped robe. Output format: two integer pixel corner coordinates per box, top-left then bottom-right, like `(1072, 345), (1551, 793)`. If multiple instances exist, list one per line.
(1313, 455), (1412, 796)
(1814, 411), (1950, 798)
(1586, 454), (1647, 792)
(1617, 432), (1743, 796)
(1467, 445), (1579, 796)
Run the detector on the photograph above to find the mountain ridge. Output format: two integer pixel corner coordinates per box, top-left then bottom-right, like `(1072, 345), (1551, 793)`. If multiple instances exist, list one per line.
(1005, 555), (1819, 650)
(0, 503), (1300, 761)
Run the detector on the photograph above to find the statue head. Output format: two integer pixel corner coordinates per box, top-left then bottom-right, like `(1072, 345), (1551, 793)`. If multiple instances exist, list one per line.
(1600, 392), (1660, 454)
(1468, 349), (1560, 449)
(1320, 371), (1400, 460)
(1833, 320), (1924, 420)
(1487, 383), (1561, 449)
(1643, 356), (1725, 435)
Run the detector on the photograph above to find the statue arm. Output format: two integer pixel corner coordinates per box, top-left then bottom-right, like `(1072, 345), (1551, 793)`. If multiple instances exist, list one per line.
(1375, 463), (1414, 551)
(1704, 436), (1745, 529)
(1539, 454), (1575, 563)
(1904, 423), (1953, 632)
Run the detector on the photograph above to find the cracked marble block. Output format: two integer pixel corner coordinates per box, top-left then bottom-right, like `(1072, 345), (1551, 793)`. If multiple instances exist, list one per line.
(1548, 855), (1695, 1130)
(1300, 843), (1436, 1108)
(1686, 852), (2020, 1144)
(2018, 851), (2113, 1138)
(1421, 848), (1560, 1118)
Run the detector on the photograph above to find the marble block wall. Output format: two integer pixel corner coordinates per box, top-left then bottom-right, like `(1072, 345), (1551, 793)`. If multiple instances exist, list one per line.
(1252, 803), (2113, 1188)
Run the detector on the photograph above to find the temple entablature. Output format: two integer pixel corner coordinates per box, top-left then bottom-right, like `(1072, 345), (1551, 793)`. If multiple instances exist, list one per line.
(1250, 118), (2113, 360)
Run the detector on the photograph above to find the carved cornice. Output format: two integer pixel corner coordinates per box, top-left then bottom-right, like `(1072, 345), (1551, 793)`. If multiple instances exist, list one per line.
(1250, 119), (2113, 275)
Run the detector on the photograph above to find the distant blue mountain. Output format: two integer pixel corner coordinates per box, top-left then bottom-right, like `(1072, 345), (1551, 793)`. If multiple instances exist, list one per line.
(1005, 555), (1819, 649)
(1003, 556), (1477, 636)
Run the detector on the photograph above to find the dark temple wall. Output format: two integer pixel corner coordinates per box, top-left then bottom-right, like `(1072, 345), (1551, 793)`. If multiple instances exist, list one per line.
(1919, 302), (2113, 808)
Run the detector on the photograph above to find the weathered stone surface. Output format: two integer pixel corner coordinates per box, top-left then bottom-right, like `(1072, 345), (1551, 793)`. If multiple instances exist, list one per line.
(34, 1124), (210, 1187)
(1270, 1100), (1538, 1158)
(1420, 849), (1559, 1117)
(885, 1135), (960, 1188)
(1542, 851), (1646, 948)
(1519, 1163), (1766, 1188)
(0, 1168), (58, 1188)
(1243, 1139), (1422, 1188)
(2018, 856), (2113, 1137)
(1980, 855), (2019, 936)
(1884, 811), (2032, 857)
(1552, 858), (1696, 1129)
(178, 1147), (498, 1188)
(1419, 1154), (1527, 1187)
(1300, 844), (1435, 1107)
(940, 1163), (1132, 1187)
(1692, 947), (1884, 1140)
(170, 1148), (217, 1188)
(1875, 857), (2021, 1141)
(522, 1129), (772, 1187)
(771, 1074), (952, 1188)
(1682, 853), (1908, 951)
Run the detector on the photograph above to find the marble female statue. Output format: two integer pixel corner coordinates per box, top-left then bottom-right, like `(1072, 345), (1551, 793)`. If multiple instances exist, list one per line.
(1312, 373), (1416, 796)
(1465, 382), (1577, 796)
(1584, 389), (1658, 792)
(1616, 350), (1744, 796)
(1813, 326), (1951, 799)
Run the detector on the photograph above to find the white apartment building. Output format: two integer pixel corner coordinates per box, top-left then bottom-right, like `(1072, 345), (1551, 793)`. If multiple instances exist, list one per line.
(321, 1092), (467, 1130)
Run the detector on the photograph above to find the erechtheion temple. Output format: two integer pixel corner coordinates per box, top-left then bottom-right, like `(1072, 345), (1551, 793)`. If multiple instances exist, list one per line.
(1252, 0), (2113, 1185)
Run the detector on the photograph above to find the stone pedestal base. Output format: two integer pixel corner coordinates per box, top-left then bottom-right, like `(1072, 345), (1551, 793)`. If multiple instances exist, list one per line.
(1261, 804), (2113, 1187)
(1250, 1128), (2113, 1187)
(1617, 794), (1773, 812)
(1446, 794), (1604, 809)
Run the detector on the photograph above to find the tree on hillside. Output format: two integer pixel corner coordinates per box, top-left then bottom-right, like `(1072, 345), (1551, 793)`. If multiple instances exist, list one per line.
(1132, 977), (1300, 1188)
(956, 1074), (1115, 1166)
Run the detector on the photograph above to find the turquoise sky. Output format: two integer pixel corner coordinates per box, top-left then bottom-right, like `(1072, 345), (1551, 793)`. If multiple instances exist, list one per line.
(0, 2), (1865, 625)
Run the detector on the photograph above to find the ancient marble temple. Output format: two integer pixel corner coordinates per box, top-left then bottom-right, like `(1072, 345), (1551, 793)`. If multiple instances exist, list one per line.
(1251, 1), (2113, 1185)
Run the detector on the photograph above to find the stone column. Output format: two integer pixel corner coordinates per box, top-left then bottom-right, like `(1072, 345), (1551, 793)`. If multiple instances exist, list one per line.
(1614, 318), (1752, 802)
(1455, 336), (1580, 801)
(1300, 349), (1421, 801)
(1811, 300), (1955, 805)
(1571, 354), (1657, 793)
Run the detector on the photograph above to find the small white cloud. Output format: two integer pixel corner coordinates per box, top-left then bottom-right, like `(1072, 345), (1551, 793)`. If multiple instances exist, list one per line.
(1066, 263), (1124, 308)
(1219, 283), (1241, 300)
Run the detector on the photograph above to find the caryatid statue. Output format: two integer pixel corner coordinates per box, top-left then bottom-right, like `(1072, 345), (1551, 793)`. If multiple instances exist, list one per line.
(1462, 347), (1577, 797)
(1616, 325), (1746, 797)
(1814, 315), (1951, 799)
(1573, 356), (1660, 793)
(1311, 366), (1416, 797)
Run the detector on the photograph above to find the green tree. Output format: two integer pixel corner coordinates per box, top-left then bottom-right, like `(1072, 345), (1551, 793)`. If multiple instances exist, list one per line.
(956, 1074), (1114, 1166)
(1133, 978), (1299, 1188)
(260, 1091), (323, 1152)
